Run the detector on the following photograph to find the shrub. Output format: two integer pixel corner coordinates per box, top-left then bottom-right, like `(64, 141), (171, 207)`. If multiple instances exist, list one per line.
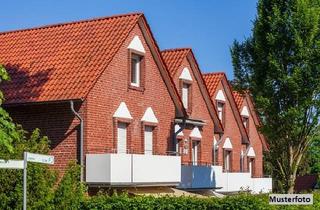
(81, 192), (320, 210)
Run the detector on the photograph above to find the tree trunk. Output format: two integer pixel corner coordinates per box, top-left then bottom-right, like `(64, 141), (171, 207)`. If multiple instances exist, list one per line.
(287, 176), (295, 194)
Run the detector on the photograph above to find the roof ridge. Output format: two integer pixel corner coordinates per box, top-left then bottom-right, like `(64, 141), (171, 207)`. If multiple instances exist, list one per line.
(202, 71), (226, 75)
(161, 48), (191, 53)
(0, 12), (143, 36)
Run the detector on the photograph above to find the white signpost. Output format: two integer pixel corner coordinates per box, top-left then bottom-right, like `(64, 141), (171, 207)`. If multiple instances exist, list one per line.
(0, 159), (24, 169)
(0, 152), (54, 210)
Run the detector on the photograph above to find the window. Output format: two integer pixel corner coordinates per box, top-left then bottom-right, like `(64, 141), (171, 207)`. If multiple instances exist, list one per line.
(131, 54), (143, 87)
(240, 152), (244, 172)
(192, 141), (199, 165)
(175, 139), (180, 155)
(217, 102), (224, 122)
(182, 83), (190, 109)
(117, 122), (128, 154)
(243, 117), (249, 132)
(144, 126), (153, 155)
(224, 150), (231, 172)
(248, 158), (254, 177)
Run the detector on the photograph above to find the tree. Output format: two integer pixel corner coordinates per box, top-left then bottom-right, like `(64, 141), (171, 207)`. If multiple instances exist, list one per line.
(302, 135), (320, 174)
(0, 64), (20, 154)
(231, 0), (320, 193)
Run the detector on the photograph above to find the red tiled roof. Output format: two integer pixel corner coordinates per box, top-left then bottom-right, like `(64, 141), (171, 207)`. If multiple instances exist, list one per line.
(161, 48), (190, 77)
(0, 13), (142, 104)
(202, 72), (225, 97)
(232, 91), (245, 109)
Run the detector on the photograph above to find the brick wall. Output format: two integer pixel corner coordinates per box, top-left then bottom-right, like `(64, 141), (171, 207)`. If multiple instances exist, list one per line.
(171, 57), (215, 165)
(5, 22), (178, 176)
(6, 101), (85, 174)
(85, 23), (176, 156)
(242, 98), (264, 177)
(212, 81), (243, 172)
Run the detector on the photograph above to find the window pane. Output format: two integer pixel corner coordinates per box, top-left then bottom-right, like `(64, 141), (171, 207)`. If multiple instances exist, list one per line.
(217, 102), (223, 121)
(131, 54), (141, 86)
(144, 126), (153, 155)
(182, 84), (189, 109)
(117, 123), (127, 154)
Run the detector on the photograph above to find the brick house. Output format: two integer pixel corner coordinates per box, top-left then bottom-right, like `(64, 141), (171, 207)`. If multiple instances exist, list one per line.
(0, 12), (271, 193)
(203, 73), (249, 173)
(202, 73), (272, 193)
(161, 48), (223, 189)
(233, 91), (269, 178)
(0, 13), (188, 187)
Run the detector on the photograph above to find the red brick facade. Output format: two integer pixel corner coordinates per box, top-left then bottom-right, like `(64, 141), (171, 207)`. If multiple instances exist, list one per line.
(164, 52), (216, 165)
(1, 13), (268, 183)
(4, 18), (181, 175)
(6, 101), (85, 173)
(240, 95), (265, 177)
(211, 81), (245, 172)
(85, 24), (177, 156)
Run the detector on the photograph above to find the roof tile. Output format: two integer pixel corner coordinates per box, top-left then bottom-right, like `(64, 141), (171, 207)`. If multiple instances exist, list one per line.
(202, 72), (225, 97)
(232, 91), (245, 109)
(161, 48), (190, 76)
(0, 13), (142, 104)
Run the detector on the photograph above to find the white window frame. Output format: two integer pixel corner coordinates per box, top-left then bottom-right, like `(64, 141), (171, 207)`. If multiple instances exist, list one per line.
(192, 141), (199, 165)
(131, 54), (141, 87)
(217, 102), (224, 121)
(144, 126), (153, 155)
(224, 150), (231, 172)
(117, 122), (127, 154)
(182, 83), (189, 109)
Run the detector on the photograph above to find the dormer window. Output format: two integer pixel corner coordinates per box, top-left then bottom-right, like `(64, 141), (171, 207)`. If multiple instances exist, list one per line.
(131, 54), (142, 87)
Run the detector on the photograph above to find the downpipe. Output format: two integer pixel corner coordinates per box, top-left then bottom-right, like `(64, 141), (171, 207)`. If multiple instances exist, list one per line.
(70, 100), (84, 182)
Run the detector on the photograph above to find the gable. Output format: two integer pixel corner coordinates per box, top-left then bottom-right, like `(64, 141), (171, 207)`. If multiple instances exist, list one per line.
(203, 73), (249, 143)
(161, 49), (223, 133)
(243, 95), (269, 151)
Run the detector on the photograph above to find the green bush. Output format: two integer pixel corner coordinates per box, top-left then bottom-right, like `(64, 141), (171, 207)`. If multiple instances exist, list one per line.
(81, 192), (320, 210)
(53, 162), (86, 209)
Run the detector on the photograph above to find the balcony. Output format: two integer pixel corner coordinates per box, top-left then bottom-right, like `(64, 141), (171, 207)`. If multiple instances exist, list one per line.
(179, 165), (216, 189)
(179, 165), (272, 193)
(86, 153), (181, 186)
(212, 166), (272, 193)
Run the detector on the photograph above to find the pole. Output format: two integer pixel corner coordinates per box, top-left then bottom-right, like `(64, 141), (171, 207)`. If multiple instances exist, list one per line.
(23, 152), (27, 210)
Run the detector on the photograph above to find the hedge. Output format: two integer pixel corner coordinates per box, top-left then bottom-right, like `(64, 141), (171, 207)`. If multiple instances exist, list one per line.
(80, 192), (320, 210)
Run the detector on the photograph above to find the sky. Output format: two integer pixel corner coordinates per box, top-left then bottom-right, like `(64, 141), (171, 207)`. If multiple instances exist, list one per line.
(0, 0), (258, 79)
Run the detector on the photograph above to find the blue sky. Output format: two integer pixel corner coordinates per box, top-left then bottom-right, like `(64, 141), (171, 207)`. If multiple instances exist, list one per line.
(0, 0), (257, 78)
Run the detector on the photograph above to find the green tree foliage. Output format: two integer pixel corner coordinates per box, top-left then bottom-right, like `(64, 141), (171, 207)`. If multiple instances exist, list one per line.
(231, 0), (320, 193)
(302, 135), (320, 174)
(0, 65), (85, 209)
(53, 162), (86, 209)
(0, 64), (20, 154)
(308, 136), (320, 174)
(0, 129), (57, 210)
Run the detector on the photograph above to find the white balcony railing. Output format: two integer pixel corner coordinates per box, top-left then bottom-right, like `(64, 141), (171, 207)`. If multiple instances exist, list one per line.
(179, 165), (272, 193)
(212, 166), (272, 193)
(86, 153), (181, 186)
